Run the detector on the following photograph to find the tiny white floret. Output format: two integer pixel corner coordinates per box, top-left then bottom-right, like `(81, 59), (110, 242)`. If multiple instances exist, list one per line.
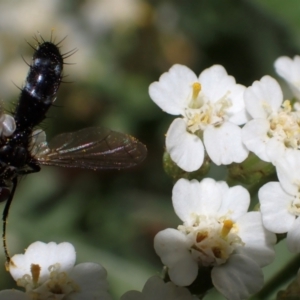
(242, 75), (300, 163)
(259, 150), (300, 252)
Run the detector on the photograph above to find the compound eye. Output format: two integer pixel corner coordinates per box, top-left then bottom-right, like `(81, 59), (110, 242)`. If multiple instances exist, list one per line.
(0, 187), (10, 203)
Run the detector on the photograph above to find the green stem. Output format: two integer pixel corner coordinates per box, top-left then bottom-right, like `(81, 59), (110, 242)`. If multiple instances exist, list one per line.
(254, 254), (300, 299)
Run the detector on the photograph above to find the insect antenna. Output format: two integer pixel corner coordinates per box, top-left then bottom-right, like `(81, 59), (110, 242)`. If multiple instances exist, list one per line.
(2, 177), (18, 267)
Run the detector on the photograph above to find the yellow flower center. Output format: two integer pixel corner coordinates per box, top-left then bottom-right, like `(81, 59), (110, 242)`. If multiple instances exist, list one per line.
(31, 264), (41, 286)
(268, 100), (300, 149)
(185, 81), (232, 133)
(221, 219), (233, 238)
(178, 214), (244, 267)
(15, 262), (79, 298)
(288, 188), (300, 215)
(192, 82), (201, 101)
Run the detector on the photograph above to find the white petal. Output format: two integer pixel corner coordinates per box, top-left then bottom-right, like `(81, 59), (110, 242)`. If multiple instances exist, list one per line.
(266, 138), (289, 164)
(275, 56), (300, 99)
(287, 216), (300, 253)
(68, 263), (112, 300)
(149, 64), (198, 115)
(226, 83), (249, 125)
(212, 254), (264, 300)
(168, 258), (198, 287)
(10, 241), (76, 283)
(154, 229), (192, 265)
(244, 76), (283, 118)
(172, 178), (222, 223)
(274, 56), (300, 83)
(154, 229), (198, 286)
(199, 65), (236, 103)
(172, 179), (202, 223)
(204, 123), (248, 165)
(259, 182), (295, 233)
(197, 178), (224, 214)
(166, 118), (204, 172)
(236, 211), (276, 266)
(217, 185), (250, 220)
(275, 150), (300, 195)
(142, 276), (166, 298)
(242, 119), (271, 162)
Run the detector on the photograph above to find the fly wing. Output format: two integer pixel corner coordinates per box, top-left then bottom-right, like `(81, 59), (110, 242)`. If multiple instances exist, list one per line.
(35, 127), (147, 170)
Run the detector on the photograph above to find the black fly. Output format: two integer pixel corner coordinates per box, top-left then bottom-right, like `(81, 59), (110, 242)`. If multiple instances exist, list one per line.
(0, 36), (147, 265)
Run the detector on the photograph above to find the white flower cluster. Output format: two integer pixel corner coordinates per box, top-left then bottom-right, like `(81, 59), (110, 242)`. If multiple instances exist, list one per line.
(246, 56), (300, 251)
(149, 56), (300, 299)
(154, 178), (276, 299)
(0, 242), (112, 300)
(3, 56), (300, 300)
(149, 57), (300, 172)
(0, 242), (195, 300)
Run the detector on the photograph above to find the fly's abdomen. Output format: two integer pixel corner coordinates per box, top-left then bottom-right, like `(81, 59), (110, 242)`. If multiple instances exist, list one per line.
(14, 41), (63, 129)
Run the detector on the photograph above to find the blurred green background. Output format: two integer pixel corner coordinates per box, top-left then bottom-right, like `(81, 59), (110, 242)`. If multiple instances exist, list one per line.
(0, 0), (299, 299)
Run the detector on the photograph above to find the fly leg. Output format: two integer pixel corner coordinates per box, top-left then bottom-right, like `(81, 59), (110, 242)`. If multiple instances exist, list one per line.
(2, 164), (40, 268)
(2, 177), (17, 268)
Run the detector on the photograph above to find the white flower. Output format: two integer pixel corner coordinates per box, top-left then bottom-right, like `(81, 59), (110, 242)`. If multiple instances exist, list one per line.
(120, 276), (195, 300)
(274, 55), (300, 100)
(149, 64), (249, 172)
(259, 150), (300, 252)
(154, 178), (276, 300)
(0, 241), (112, 300)
(242, 75), (300, 163)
